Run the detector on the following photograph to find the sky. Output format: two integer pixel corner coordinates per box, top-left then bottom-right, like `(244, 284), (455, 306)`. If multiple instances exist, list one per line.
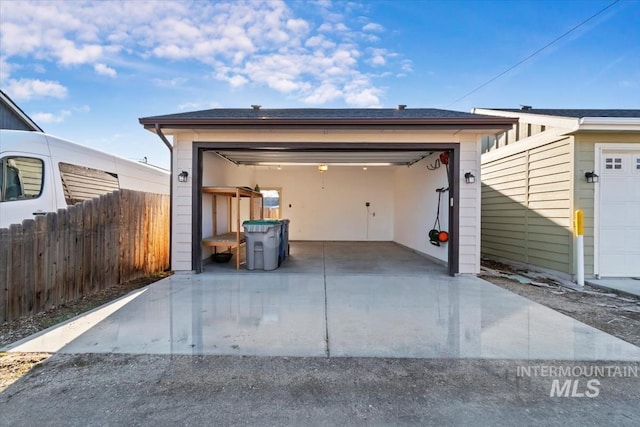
(1, 0), (639, 168)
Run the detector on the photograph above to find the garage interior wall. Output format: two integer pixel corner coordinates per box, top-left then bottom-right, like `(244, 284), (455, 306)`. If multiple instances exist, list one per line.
(200, 150), (451, 265)
(394, 156), (450, 264)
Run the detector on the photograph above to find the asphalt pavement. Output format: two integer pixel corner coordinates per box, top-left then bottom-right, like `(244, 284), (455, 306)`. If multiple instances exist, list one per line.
(1, 354), (639, 426)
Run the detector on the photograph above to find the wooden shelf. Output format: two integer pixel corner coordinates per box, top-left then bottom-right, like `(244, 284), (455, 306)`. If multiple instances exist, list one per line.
(201, 187), (263, 269)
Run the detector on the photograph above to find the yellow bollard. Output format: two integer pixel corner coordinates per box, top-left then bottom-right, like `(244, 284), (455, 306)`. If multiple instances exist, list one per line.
(574, 209), (584, 236)
(575, 209), (584, 286)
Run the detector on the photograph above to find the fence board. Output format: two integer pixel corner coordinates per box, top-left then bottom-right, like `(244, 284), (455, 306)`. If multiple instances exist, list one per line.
(22, 220), (36, 316)
(82, 199), (92, 296)
(8, 224), (23, 321)
(59, 208), (70, 304)
(34, 215), (47, 313)
(0, 228), (9, 323)
(0, 190), (169, 322)
(45, 212), (57, 309)
(90, 198), (99, 293)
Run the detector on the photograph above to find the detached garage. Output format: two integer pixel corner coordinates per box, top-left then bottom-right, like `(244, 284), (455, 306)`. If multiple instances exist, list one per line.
(139, 107), (515, 276)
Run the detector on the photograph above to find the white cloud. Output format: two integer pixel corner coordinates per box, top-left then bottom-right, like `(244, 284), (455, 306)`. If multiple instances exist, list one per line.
(177, 100), (220, 111)
(345, 87), (381, 107)
(94, 63), (117, 77)
(363, 23), (384, 32)
(32, 110), (71, 123)
(4, 78), (68, 101)
(287, 18), (310, 34)
(152, 77), (188, 88)
(304, 83), (342, 104)
(401, 59), (414, 73)
(305, 35), (336, 50)
(334, 23), (349, 32)
(55, 41), (103, 65)
(228, 75), (249, 87)
(0, 0), (406, 107)
(0, 57), (13, 82)
(26, 63), (47, 74)
(369, 48), (388, 66)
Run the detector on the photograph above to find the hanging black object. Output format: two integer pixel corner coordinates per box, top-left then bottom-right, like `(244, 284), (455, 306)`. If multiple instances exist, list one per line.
(429, 187), (449, 246)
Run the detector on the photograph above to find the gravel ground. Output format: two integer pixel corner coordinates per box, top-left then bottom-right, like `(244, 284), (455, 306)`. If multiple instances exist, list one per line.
(1, 355), (639, 426)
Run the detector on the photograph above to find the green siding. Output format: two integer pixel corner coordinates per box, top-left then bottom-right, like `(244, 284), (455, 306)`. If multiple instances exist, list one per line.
(481, 138), (573, 274)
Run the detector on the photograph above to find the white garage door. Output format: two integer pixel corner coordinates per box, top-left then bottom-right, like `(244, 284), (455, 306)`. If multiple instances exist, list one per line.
(599, 150), (640, 277)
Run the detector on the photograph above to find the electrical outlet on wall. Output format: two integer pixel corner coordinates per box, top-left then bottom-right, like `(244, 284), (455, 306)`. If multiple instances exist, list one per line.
(365, 202), (370, 207)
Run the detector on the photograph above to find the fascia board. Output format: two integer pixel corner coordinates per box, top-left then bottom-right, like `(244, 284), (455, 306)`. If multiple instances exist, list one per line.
(577, 117), (640, 132)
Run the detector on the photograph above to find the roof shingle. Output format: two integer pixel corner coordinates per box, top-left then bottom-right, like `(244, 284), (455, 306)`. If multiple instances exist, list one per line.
(490, 108), (640, 118)
(141, 107), (494, 121)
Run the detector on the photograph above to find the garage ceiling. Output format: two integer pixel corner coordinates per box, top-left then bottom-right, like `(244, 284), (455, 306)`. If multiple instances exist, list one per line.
(214, 149), (434, 166)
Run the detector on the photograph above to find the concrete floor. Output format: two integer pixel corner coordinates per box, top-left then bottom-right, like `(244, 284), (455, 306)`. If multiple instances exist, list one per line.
(5, 242), (640, 361)
(587, 278), (640, 298)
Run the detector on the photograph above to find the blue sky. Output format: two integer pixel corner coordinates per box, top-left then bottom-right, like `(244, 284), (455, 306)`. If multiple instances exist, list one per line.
(1, 0), (638, 168)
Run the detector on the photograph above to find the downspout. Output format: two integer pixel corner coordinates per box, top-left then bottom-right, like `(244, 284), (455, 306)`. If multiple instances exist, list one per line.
(155, 123), (173, 270)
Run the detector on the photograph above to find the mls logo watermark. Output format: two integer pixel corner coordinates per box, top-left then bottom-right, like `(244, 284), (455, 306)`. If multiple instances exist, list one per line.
(549, 379), (600, 397)
(517, 365), (638, 398)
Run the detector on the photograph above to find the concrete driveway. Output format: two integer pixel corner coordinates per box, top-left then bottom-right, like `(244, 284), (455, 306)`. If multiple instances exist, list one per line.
(5, 242), (640, 361)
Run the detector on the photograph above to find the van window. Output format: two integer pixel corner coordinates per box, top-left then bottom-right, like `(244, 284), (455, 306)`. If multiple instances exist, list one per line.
(0, 157), (44, 202)
(59, 162), (120, 205)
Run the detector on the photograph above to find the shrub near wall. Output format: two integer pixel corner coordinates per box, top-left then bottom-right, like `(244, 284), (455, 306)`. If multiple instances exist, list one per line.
(0, 189), (169, 322)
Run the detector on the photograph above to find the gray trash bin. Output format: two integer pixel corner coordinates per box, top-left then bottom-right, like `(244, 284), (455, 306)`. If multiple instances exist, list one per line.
(281, 219), (290, 257)
(243, 220), (281, 271)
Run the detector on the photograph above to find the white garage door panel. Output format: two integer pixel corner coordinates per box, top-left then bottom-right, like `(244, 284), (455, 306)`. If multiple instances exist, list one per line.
(601, 203), (640, 224)
(599, 150), (640, 277)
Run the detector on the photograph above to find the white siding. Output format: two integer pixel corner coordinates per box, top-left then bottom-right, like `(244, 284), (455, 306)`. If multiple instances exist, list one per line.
(171, 132), (196, 271)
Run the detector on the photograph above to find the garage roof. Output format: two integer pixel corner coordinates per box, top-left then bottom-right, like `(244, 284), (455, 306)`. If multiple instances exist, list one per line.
(140, 107), (517, 166)
(139, 107), (517, 128)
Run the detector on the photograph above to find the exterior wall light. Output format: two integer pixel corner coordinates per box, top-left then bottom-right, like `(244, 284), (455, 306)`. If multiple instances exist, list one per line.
(464, 172), (476, 184)
(585, 171), (599, 183)
(177, 170), (189, 182)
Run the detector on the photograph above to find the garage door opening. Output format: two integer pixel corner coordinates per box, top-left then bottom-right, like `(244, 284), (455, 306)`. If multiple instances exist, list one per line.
(192, 143), (460, 276)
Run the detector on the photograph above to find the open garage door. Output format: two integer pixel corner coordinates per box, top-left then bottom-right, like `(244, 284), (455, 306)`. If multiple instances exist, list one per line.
(191, 142), (460, 276)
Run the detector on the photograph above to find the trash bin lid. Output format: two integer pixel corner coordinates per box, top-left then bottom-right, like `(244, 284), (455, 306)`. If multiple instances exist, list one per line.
(243, 220), (280, 225)
(243, 219), (280, 233)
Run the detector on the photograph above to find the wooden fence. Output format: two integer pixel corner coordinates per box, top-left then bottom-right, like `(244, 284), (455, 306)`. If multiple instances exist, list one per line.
(0, 189), (169, 322)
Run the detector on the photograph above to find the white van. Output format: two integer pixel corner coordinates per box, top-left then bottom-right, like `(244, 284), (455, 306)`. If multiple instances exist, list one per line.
(0, 130), (169, 228)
